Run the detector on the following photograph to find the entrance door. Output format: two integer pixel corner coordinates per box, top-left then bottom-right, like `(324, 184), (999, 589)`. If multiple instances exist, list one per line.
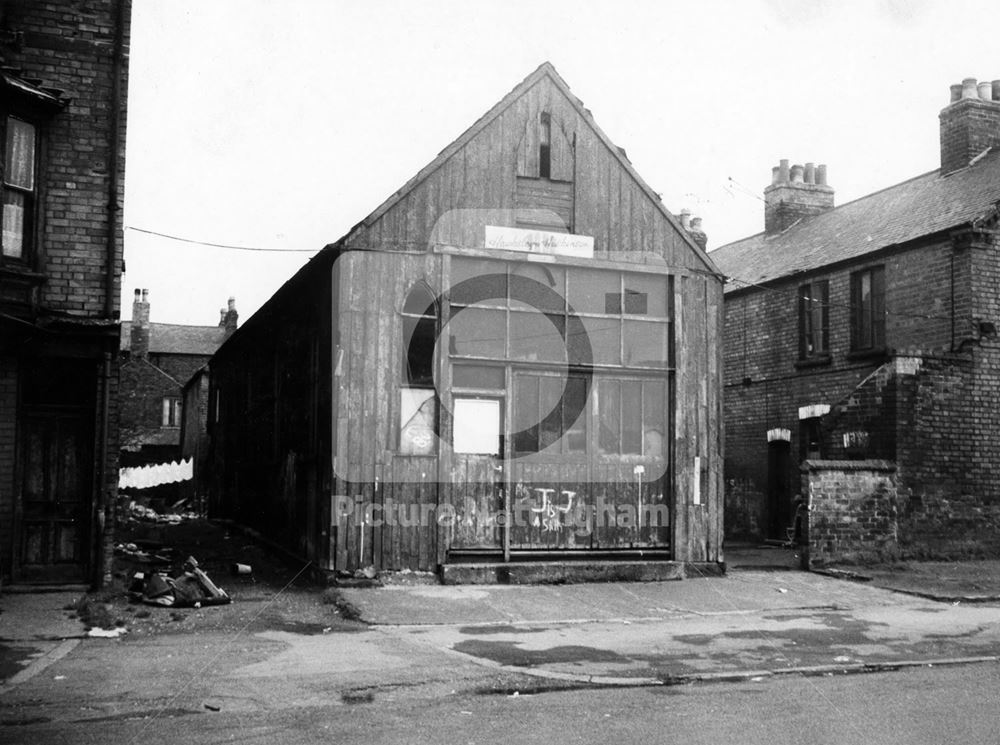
(448, 396), (505, 552)
(767, 440), (792, 540)
(17, 411), (93, 583)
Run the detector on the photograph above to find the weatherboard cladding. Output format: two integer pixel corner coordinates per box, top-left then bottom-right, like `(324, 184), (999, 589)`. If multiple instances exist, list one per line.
(344, 62), (719, 275)
(210, 63), (725, 573)
(710, 148), (1000, 289)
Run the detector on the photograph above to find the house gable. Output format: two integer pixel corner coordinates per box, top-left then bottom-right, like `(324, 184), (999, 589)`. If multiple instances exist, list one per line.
(342, 63), (718, 274)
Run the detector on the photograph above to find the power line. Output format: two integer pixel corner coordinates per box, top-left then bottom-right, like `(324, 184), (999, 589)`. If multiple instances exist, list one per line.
(126, 226), (318, 253)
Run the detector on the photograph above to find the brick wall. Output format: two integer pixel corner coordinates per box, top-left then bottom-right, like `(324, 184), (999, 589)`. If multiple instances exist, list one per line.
(3, 0), (130, 318)
(119, 358), (181, 453)
(723, 237), (964, 541)
(0, 358), (15, 575)
(801, 460), (899, 566)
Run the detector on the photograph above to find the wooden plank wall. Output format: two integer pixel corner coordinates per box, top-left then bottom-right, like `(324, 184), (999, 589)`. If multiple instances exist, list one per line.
(353, 75), (706, 273)
(672, 273), (725, 563)
(332, 249), (443, 573)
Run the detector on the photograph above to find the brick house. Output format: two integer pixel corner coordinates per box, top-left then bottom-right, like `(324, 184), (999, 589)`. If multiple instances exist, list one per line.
(0, 1), (130, 585)
(711, 78), (1000, 562)
(119, 289), (237, 467)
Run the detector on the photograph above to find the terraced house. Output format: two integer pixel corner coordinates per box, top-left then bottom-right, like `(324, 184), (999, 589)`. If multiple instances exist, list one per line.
(0, 0), (130, 586)
(712, 78), (1000, 564)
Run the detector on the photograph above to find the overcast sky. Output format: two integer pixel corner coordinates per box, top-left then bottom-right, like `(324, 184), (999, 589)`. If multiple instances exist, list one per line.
(122, 0), (1000, 326)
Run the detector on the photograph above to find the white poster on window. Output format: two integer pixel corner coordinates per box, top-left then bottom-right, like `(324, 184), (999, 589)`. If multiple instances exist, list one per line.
(453, 398), (500, 454)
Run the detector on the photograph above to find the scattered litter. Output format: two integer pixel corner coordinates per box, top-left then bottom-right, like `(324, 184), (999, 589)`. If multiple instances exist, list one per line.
(231, 563), (253, 576)
(54, 675), (66, 681)
(355, 566), (377, 580)
(777, 588), (788, 593)
(750, 677), (764, 682)
(322, 627), (332, 634)
(622, 620), (631, 625)
(460, 710), (473, 715)
(88, 627), (128, 638)
(128, 555), (231, 608)
(509, 691), (519, 698)
(834, 655), (851, 663)
(204, 703), (221, 712)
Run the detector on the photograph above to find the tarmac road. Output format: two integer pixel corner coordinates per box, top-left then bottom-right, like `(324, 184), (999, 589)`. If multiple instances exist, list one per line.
(2, 568), (1000, 743)
(2, 657), (998, 744)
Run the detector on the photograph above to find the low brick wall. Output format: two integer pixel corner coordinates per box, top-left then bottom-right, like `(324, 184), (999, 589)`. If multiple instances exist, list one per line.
(801, 460), (900, 567)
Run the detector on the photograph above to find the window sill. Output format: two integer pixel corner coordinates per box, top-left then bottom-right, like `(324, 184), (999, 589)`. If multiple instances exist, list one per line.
(794, 355), (832, 369)
(845, 347), (888, 362)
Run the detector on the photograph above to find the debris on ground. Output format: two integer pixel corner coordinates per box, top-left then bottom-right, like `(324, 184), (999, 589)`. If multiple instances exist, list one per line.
(87, 627), (129, 638)
(128, 555), (231, 608)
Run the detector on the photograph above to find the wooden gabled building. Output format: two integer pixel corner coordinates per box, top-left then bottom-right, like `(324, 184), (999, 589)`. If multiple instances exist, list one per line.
(207, 63), (724, 580)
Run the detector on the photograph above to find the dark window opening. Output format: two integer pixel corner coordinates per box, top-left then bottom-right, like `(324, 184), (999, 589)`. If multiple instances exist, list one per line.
(513, 373), (587, 455)
(800, 418), (822, 460)
(539, 112), (551, 179)
(850, 266), (886, 351)
(799, 280), (829, 359)
(402, 284), (437, 387)
(400, 284), (439, 454)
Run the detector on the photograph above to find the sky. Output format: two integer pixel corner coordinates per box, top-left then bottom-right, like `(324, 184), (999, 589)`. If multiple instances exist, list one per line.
(122, 0), (1000, 326)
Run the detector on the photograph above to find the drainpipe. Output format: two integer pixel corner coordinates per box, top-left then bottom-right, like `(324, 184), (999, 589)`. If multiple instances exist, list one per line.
(94, 350), (112, 588)
(104, 0), (125, 319)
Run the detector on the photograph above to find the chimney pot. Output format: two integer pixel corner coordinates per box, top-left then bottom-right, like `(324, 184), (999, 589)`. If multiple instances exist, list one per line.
(978, 81), (993, 101)
(778, 159), (790, 183)
(141, 288), (148, 301)
(679, 209), (691, 230)
(771, 165), (781, 185)
(228, 297), (236, 311)
(790, 164), (804, 183)
(133, 288), (141, 299)
(817, 164), (828, 186)
(804, 162), (816, 184)
(993, 80), (1000, 102)
(962, 78), (979, 99)
(950, 83), (963, 103)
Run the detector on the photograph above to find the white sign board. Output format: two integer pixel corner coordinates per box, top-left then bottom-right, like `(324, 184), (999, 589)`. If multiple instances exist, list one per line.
(484, 225), (594, 258)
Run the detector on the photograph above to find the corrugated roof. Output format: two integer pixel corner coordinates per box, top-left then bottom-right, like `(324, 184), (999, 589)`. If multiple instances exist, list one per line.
(121, 321), (228, 356)
(710, 149), (1000, 290)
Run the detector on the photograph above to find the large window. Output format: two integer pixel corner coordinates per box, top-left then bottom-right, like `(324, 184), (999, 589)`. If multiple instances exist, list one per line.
(447, 257), (672, 460)
(850, 266), (885, 352)
(447, 259), (673, 370)
(798, 280), (829, 360)
(2, 116), (37, 261)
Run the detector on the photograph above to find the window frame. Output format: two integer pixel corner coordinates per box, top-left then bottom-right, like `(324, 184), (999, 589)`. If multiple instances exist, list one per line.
(798, 279), (830, 361)
(398, 283), (440, 455)
(1, 114), (40, 265)
(162, 397), (182, 428)
(850, 266), (886, 352)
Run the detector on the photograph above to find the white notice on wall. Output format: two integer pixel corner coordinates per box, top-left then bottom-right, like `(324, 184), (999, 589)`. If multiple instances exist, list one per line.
(484, 225), (594, 258)
(453, 398), (500, 455)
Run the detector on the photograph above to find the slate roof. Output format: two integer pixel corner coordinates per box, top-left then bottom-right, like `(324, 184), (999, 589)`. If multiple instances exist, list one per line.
(121, 321), (228, 356)
(710, 148), (1000, 291)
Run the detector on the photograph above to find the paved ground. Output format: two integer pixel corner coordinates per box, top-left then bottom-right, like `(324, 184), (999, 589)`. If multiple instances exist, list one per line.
(340, 569), (1000, 684)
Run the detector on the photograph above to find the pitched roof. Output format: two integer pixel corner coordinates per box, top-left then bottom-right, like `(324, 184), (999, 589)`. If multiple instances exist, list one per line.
(340, 61), (720, 276)
(121, 321), (228, 356)
(710, 148), (1000, 290)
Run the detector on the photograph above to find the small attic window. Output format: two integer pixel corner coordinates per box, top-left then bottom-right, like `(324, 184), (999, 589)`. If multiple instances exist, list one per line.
(539, 112), (552, 179)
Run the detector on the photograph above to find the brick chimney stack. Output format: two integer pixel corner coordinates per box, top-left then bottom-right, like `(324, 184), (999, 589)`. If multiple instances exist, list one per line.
(223, 297), (238, 336)
(130, 288), (150, 358)
(764, 159), (834, 234)
(939, 77), (1000, 175)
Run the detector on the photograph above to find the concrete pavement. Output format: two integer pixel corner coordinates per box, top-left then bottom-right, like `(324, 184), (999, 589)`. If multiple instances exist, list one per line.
(340, 570), (1000, 684)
